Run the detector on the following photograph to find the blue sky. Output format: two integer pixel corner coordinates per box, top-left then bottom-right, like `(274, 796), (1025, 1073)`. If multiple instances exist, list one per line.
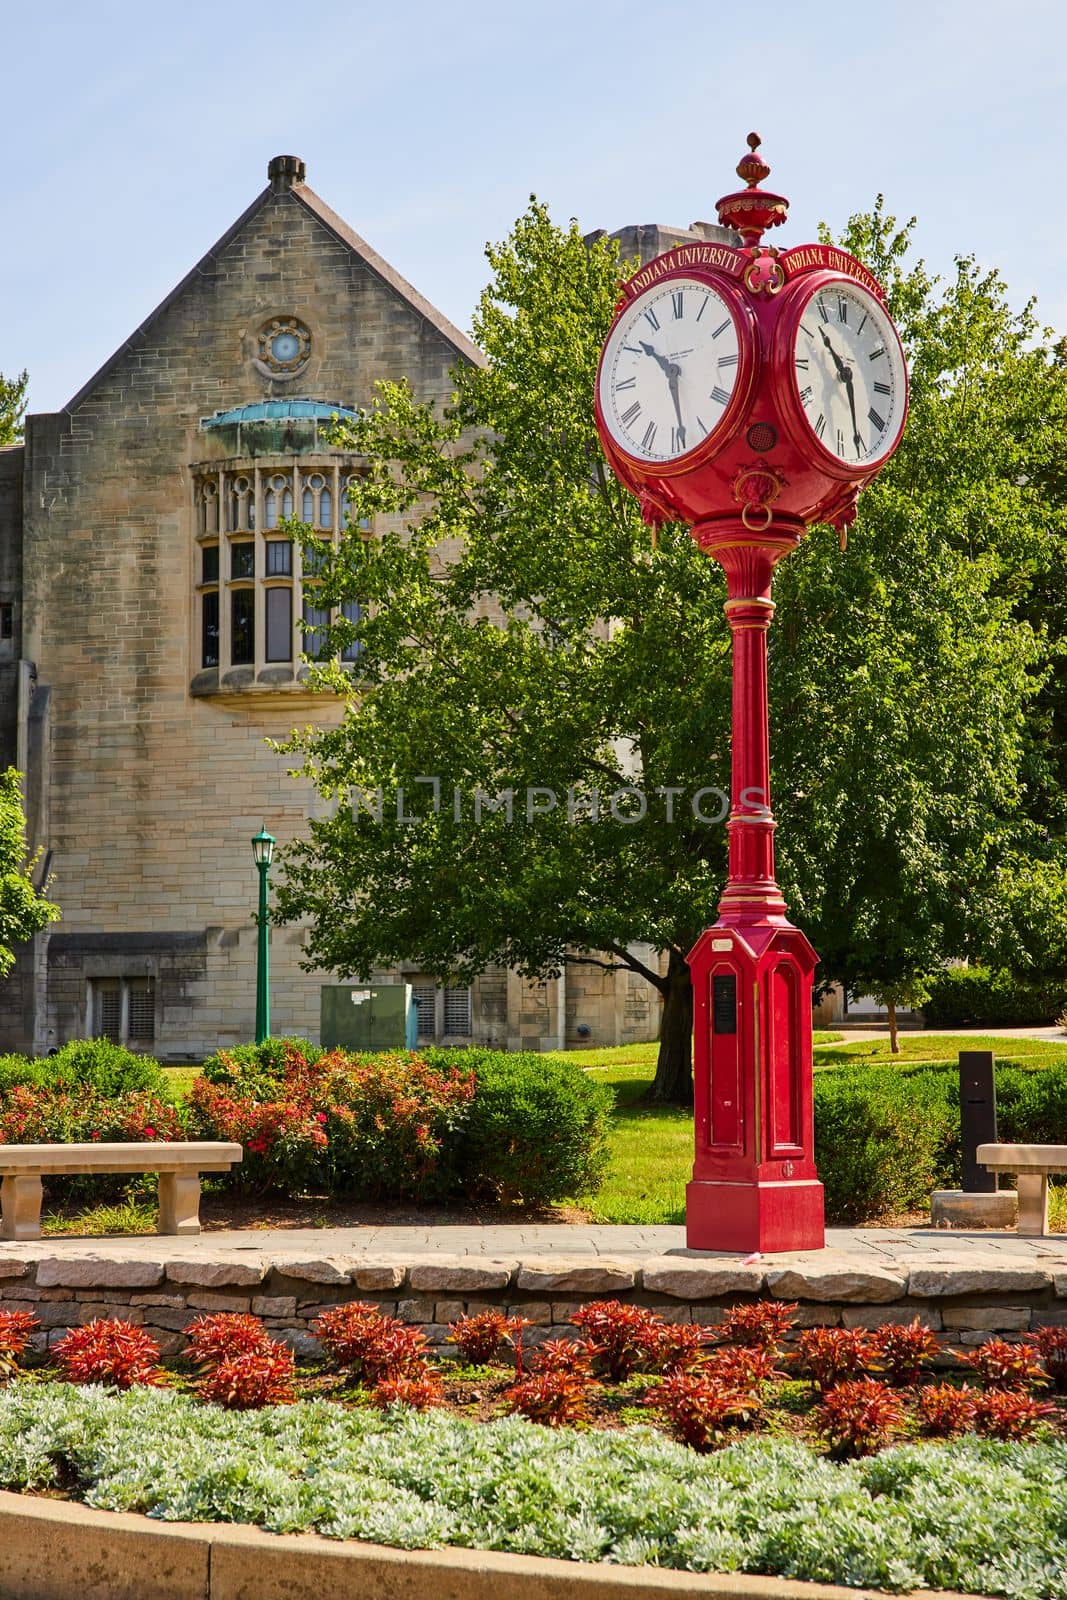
(5, 0), (1067, 414)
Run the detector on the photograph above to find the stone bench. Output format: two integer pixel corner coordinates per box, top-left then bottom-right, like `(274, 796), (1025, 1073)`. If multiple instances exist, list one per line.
(978, 1143), (1067, 1236)
(0, 1143), (243, 1241)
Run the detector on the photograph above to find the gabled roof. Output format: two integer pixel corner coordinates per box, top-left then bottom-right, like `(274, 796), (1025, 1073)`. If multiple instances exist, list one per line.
(61, 157), (484, 415)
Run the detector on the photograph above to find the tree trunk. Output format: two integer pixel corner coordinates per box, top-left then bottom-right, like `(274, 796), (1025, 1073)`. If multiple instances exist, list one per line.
(886, 998), (900, 1055)
(645, 949), (694, 1106)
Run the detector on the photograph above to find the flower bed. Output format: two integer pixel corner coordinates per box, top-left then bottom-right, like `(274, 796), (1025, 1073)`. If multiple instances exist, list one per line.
(2, 1301), (1065, 1593)
(0, 1384), (1065, 1596)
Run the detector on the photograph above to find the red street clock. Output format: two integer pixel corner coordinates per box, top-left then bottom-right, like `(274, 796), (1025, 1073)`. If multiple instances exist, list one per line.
(594, 134), (908, 1254)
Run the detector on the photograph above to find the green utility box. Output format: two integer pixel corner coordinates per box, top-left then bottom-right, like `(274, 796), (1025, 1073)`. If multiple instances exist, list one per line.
(320, 983), (418, 1051)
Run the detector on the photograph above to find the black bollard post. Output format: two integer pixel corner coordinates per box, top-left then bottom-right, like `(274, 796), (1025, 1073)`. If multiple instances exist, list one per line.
(959, 1051), (997, 1193)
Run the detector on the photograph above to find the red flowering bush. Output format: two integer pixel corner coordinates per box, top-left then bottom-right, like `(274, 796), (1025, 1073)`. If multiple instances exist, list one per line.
(447, 1311), (513, 1366)
(530, 1339), (599, 1378)
(813, 1379), (905, 1458)
(1027, 1326), (1067, 1392)
(645, 1373), (759, 1452)
(54, 1319), (163, 1389)
(974, 1388), (1058, 1440)
(0, 1083), (184, 1148)
(190, 1042), (474, 1198)
(0, 1309), (38, 1379)
(372, 1374), (445, 1410)
(916, 1383), (980, 1437)
(962, 1336), (1048, 1392)
(506, 1370), (597, 1427)
(719, 1301), (797, 1353)
(572, 1300), (662, 1381)
(868, 1319), (941, 1386)
(199, 1346), (296, 1410)
(796, 1327), (874, 1391)
(313, 1302), (432, 1384)
(185, 1313), (272, 1368)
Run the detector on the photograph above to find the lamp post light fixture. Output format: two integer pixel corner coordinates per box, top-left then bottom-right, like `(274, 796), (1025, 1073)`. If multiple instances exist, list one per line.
(251, 826), (276, 1045)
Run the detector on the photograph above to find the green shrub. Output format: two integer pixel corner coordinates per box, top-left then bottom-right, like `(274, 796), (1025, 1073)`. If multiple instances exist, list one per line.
(0, 1053), (44, 1093)
(813, 1067), (958, 1223)
(43, 1039), (168, 1099)
(922, 966), (1067, 1027)
(427, 1048), (613, 1205)
(813, 1057), (1067, 1222)
(995, 1064), (1067, 1146)
(200, 1036), (323, 1090)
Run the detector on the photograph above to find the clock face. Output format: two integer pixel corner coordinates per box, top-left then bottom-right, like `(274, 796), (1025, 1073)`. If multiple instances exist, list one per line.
(598, 278), (742, 464)
(792, 283), (906, 467)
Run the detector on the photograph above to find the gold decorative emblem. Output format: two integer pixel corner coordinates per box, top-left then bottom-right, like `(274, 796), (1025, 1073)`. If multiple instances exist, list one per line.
(733, 463), (785, 531)
(743, 250), (786, 297)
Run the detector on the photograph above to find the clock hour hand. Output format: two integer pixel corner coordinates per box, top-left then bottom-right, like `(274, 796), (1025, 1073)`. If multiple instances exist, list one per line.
(818, 326), (851, 384)
(639, 339), (673, 375)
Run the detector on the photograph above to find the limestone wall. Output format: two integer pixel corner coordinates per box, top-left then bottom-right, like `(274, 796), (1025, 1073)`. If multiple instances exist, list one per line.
(2, 1247), (1063, 1361)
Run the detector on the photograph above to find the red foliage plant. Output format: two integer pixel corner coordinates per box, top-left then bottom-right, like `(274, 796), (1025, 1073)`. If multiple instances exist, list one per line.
(185, 1313), (272, 1369)
(645, 1372), (760, 1453)
(571, 1300), (662, 1381)
(974, 1388), (1058, 1441)
(704, 1344), (783, 1394)
(962, 1337), (1048, 1392)
(530, 1339), (598, 1379)
(372, 1375), (445, 1410)
(199, 1345), (297, 1410)
(54, 1319), (163, 1390)
(506, 1370), (597, 1428)
(313, 1302), (431, 1385)
(647, 1322), (714, 1375)
(868, 1320), (941, 1386)
(812, 1379), (905, 1458)
(718, 1301), (798, 1353)
(447, 1311), (513, 1366)
(1027, 1326), (1067, 1393)
(0, 1309), (38, 1380)
(915, 1383), (980, 1438)
(796, 1327), (874, 1392)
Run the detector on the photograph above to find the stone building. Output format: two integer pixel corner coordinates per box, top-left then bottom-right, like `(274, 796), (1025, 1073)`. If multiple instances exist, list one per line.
(0, 155), (674, 1060)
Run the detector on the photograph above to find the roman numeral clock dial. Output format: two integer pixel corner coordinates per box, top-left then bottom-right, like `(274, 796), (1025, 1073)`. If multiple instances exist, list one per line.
(791, 283), (906, 468)
(597, 279), (742, 464)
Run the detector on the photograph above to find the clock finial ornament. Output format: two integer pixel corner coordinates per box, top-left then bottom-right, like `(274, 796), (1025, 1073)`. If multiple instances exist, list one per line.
(716, 131), (789, 248)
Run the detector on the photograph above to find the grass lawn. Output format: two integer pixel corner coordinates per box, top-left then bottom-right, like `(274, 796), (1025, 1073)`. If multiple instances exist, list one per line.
(813, 1034), (1067, 1070)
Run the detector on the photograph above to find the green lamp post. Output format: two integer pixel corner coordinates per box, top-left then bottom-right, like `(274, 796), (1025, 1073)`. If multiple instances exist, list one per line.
(251, 826), (276, 1045)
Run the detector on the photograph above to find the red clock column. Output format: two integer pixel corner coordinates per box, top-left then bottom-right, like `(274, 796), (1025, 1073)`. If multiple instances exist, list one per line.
(592, 132), (907, 1256)
(685, 515), (823, 1253)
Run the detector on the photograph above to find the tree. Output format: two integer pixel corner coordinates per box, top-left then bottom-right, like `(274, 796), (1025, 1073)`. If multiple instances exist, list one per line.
(0, 768), (59, 974)
(0, 370), (28, 446)
(275, 199), (1061, 1101)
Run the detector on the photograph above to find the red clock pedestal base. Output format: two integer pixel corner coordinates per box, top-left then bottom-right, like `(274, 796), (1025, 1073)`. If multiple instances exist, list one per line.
(684, 519), (825, 1256)
(686, 1177), (825, 1255)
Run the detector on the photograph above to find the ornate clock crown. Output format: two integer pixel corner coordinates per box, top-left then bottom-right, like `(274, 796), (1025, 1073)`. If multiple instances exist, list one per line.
(716, 133), (789, 248)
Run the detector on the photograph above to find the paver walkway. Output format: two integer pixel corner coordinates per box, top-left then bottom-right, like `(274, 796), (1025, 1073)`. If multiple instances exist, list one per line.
(3, 1224), (1064, 1269)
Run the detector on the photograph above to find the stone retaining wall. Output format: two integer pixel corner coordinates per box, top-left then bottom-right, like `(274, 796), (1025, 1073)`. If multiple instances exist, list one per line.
(1, 1249), (1065, 1361)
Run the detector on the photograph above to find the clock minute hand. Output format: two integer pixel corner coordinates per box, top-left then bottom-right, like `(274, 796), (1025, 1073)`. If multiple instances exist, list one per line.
(840, 366), (864, 456)
(666, 365), (685, 446)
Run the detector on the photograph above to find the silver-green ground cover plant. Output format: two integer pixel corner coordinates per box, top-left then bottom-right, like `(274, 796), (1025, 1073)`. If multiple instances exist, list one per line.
(0, 1384), (1065, 1597)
